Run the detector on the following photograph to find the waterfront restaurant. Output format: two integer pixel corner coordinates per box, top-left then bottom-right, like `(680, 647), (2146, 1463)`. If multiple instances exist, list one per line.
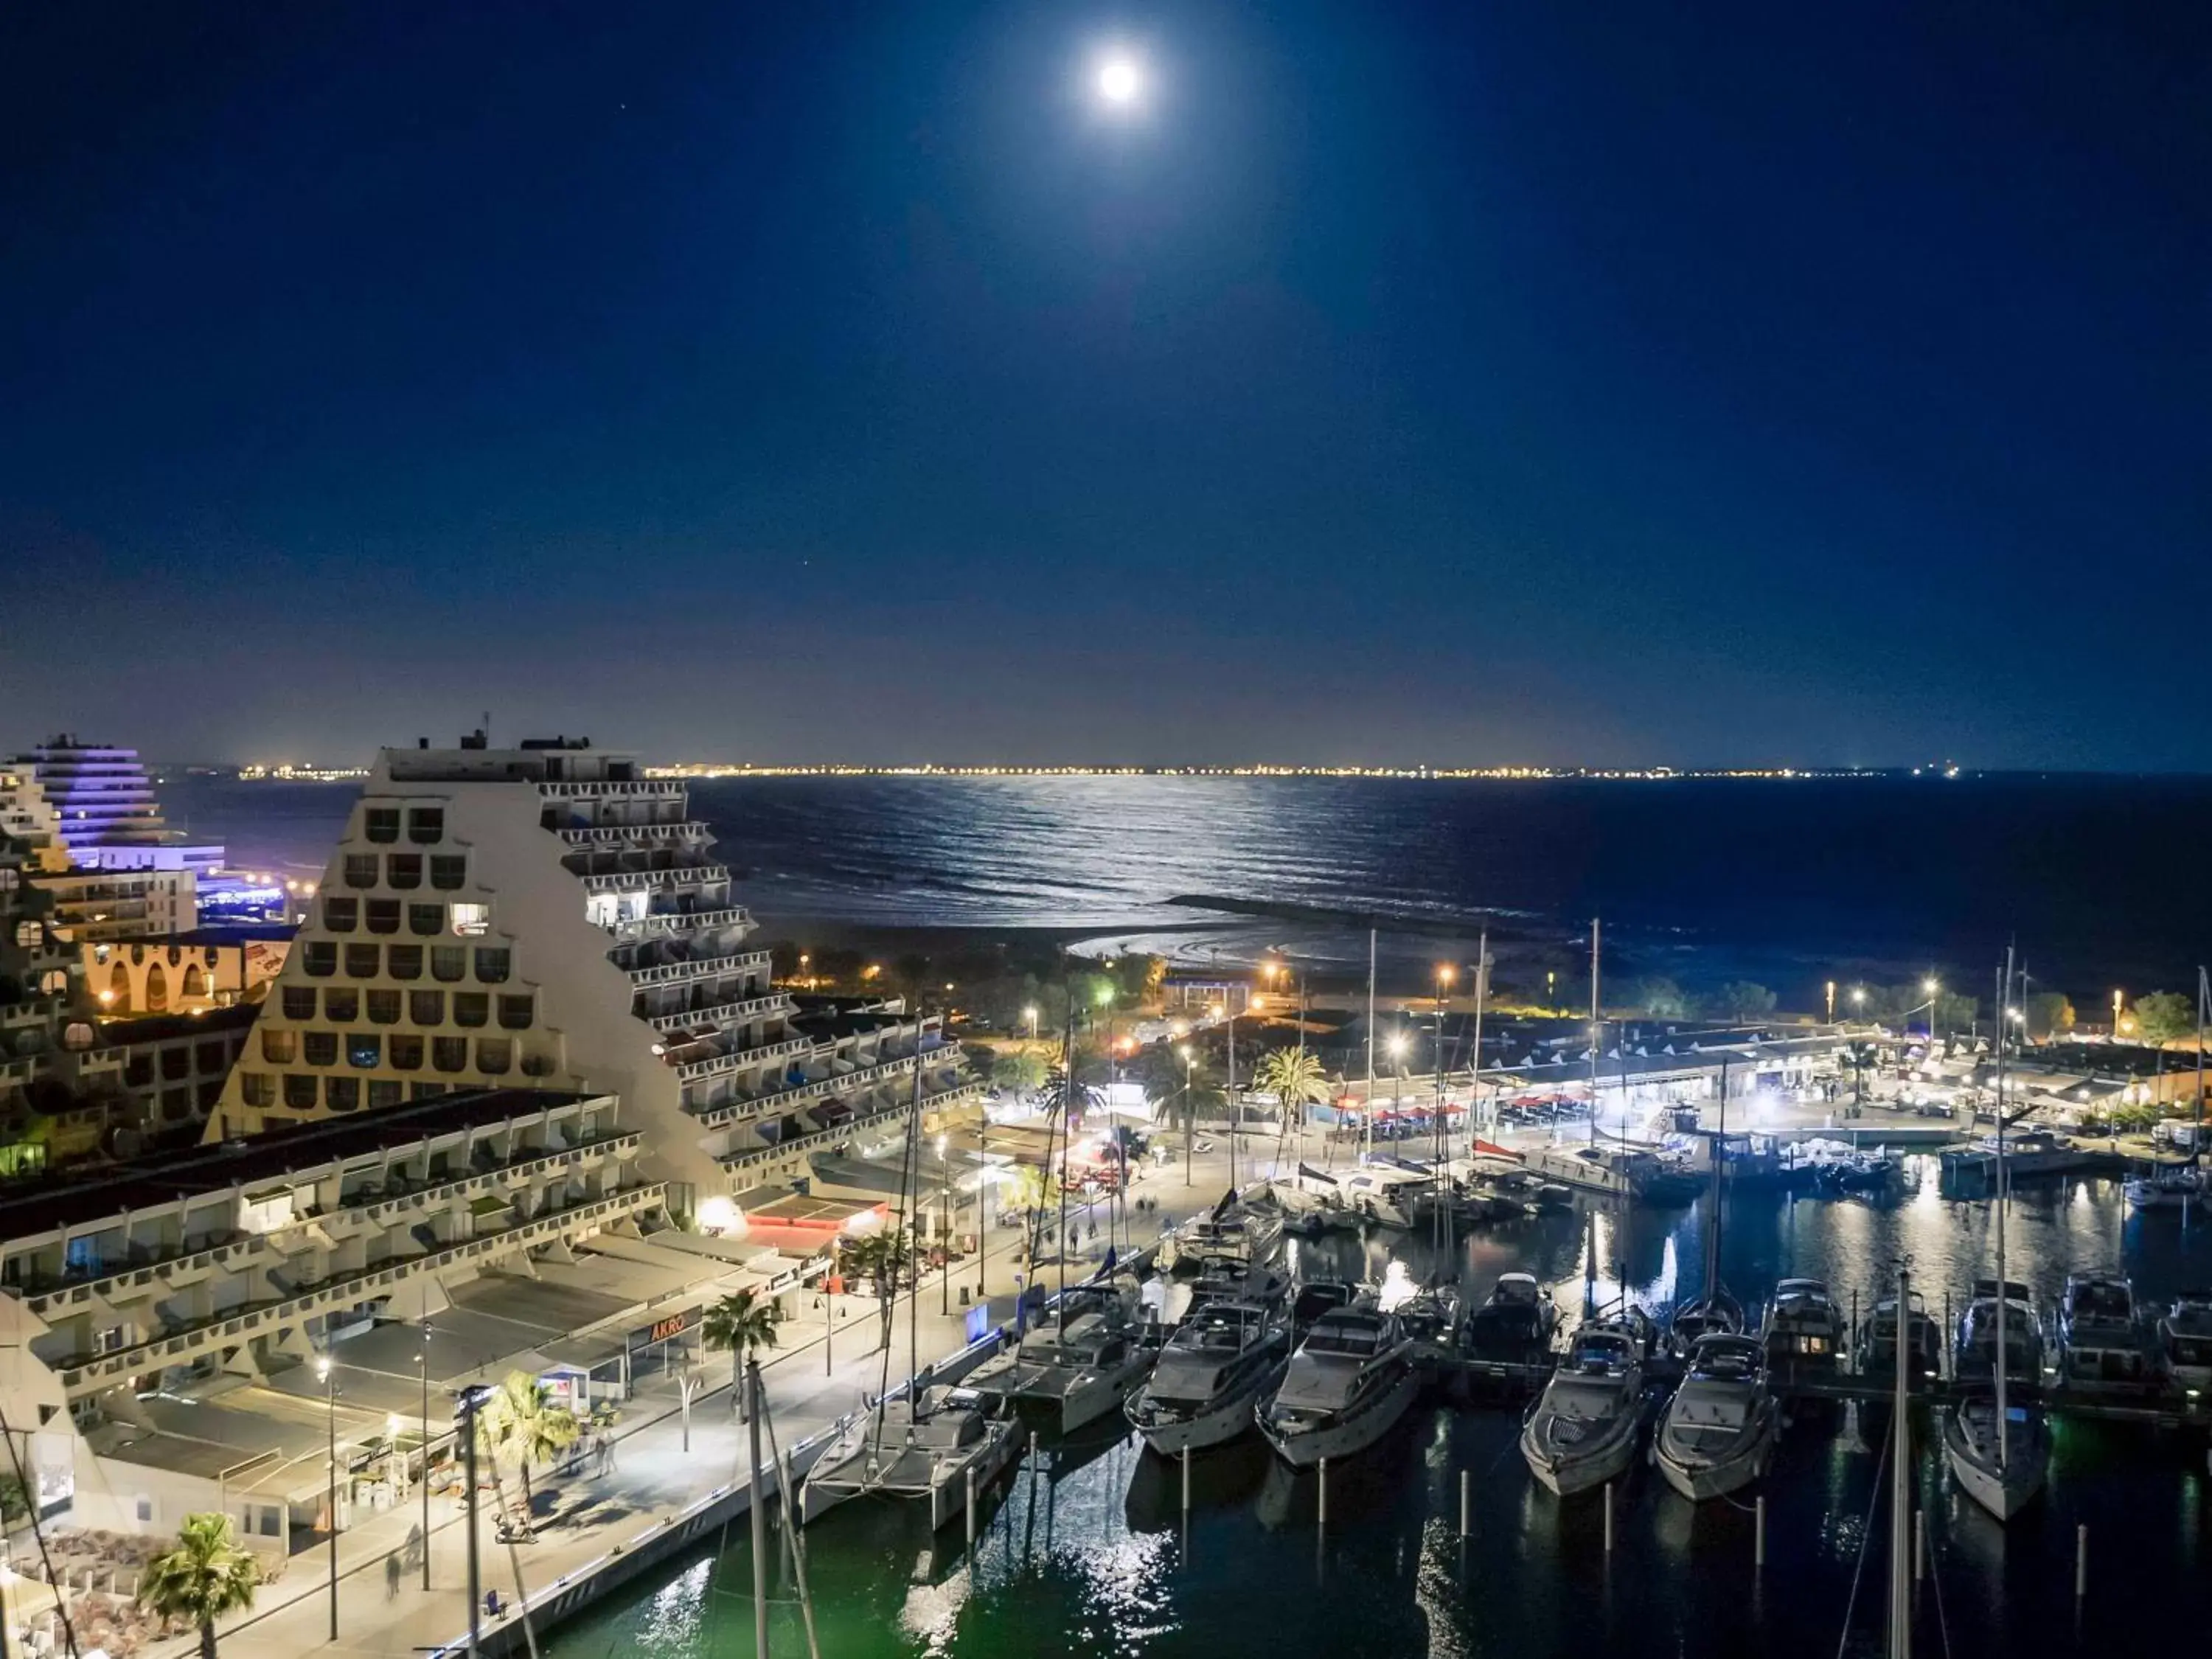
(0, 1086), (793, 1545)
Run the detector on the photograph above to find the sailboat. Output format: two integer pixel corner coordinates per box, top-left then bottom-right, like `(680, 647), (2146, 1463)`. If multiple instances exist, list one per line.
(1943, 947), (2048, 1521)
(1669, 1061), (1742, 1355)
(803, 1053), (1018, 1528)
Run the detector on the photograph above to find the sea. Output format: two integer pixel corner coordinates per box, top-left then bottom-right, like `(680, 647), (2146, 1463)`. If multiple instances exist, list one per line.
(167, 771), (2212, 1007)
(539, 1174), (2212, 1659)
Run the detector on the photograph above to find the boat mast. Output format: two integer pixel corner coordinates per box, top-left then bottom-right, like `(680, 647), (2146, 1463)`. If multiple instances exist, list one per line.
(1588, 918), (1601, 1147)
(1888, 1262), (1913, 1659)
(1363, 927), (1377, 1169)
(907, 1032), (925, 1417)
(1994, 947), (2013, 1470)
(1471, 928), (1489, 1147)
(1060, 978), (1077, 1332)
(1434, 967), (1448, 1256)
(1706, 1055), (1728, 1303)
(2196, 965), (2206, 1160)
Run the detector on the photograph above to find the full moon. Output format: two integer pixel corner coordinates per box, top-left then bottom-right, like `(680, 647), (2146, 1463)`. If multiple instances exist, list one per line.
(1096, 57), (1141, 105)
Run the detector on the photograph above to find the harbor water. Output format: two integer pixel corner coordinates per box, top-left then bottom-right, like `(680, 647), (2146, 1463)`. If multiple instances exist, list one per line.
(545, 1167), (2212, 1658)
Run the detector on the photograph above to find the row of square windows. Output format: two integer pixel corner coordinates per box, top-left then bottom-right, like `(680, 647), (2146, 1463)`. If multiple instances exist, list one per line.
(239, 1072), (542, 1113)
(338, 855), (469, 894)
(299, 942), (509, 981)
(256, 1030), (538, 1071)
(361, 807), (445, 845)
(269, 991), (535, 1046)
(322, 897), (489, 935)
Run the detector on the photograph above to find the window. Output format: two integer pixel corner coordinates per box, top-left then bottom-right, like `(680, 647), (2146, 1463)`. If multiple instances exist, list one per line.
(161, 1087), (191, 1121)
(410, 1082), (447, 1101)
(386, 945), (422, 981)
(430, 855), (467, 891)
(195, 1040), (227, 1073)
(407, 807), (445, 844)
(364, 806), (401, 843)
(303, 1031), (338, 1067)
(498, 994), (535, 1031)
(321, 897), (358, 933)
(343, 854), (380, 891)
(282, 986), (318, 1020)
(347, 1033), (380, 1068)
(386, 854), (422, 890)
(326, 1076), (360, 1111)
(303, 942), (337, 978)
(260, 1030), (296, 1065)
(453, 992), (490, 1029)
(324, 987), (358, 1022)
(408, 903), (445, 936)
(476, 1038), (513, 1076)
(344, 943), (380, 979)
(161, 1046), (190, 1081)
(366, 990), (402, 1025)
(410, 990), (445, 1026)
(389, 1034), (423, 1071)
(475, 947), (512, 984)
(451, 903), (490, 937)
(431, 946), (467, 983)
(242, 1072), (275, 1107)
(365, 899), (402, 935)
(368, 1079), (403, 1111)
(431, 1036), (468, 1074)
(282, 1074), (319, 1110)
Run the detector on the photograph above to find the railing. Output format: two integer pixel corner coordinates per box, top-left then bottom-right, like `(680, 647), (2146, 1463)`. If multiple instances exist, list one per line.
(558, 822), (712, 846)
(576, 864), (729, 894)
(692, 1048), (953, 1129)
(716, 1083), (981, 1173)
(536, 780), (684, 799)
(53, 1183), (667, 1395)
(624, 950), (772, 987)
(644, 993), (790, 1034)
(611, 907), (752, 942)
(670, 1034), (814, 1083)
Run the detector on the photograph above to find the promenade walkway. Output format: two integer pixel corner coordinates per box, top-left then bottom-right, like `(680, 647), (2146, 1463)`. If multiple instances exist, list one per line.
(157, 1147), (1243, 1659)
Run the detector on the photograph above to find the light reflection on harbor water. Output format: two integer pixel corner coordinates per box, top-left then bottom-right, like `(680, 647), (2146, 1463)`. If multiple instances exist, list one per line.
(549, 1173), (2212, 1659)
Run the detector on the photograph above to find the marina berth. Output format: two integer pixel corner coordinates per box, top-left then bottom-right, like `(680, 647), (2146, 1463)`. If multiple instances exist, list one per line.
(801, 1387), (1018, 1529)
(964, 1296), (1156, 1434)
(1259, 1307), (1420, 1466)
(1520, 1323), (1646, 1497)
(2056, 1273), (2154, 1397)
(1760, 1279), (1844, 1374)
(1126, 1299), (1293, 1453)
(1655, 1332), (1780, 1501)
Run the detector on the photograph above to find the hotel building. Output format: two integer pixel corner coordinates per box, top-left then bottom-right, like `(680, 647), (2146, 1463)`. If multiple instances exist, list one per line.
(212, 736), (974, 1205)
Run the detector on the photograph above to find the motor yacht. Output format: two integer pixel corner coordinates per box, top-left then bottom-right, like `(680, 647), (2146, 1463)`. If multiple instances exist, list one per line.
(1655, 1334), (1779, 1501)
(1258, 1307), (1420, 1467)
(1668, 1285), (1745, 1357)
(964, 1304), (1155, 1433)
(2159, 1292), (2212, 1397)
(1954, 1279), (2043, 1387)
(1456, 1273), (1559, 1396)
(1392, 1283), (1463, 1365)
(1520, 1323), (1646, 1497)
(2125, 1164), (2204, 1211)
(1856, 1290), (1944, 1382)
(2056, 1273), (2153, 1396)
(801, 1386), (1019, 1529)
(1334, 1165), (1431, 1229)
(1760, 1279), (1843, 1374)
(1125, 1299), (1292, 1453)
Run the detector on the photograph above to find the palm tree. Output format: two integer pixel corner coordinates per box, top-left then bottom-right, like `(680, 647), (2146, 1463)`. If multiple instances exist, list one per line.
(990, 1048), (1048, 1097)
(1038, 1068), (1105, 1124)
(1253, 1046), (1330, 1130)
(139, 1513), (261, 1659)
(702, 1287), (779, 1420)
(477, 1371), (580, 1531)
(841, 1228), (913, 1352)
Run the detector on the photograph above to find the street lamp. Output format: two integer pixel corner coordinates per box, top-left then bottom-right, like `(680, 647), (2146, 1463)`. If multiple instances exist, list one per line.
(1024, 1004), (1039, 1044)
(2114, 990), (2125, 1043)
(419, 1324), (433, 1589)
(1922, 978), (1941, 1045)
(316, 1354), (338, 1641)
(938, 1133), (951, 1315)
(1178, 1044), (1194, 1186)
(1826, 981), (1836, 1023)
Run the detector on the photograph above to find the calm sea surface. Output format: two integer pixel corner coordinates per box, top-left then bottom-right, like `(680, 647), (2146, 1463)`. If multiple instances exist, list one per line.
(170, 773), (2212, 1004)
(544, 1175), (2212, 1659)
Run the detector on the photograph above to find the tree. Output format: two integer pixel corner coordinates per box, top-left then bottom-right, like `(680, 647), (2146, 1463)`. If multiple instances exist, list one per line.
(1108, 953), (1166, 1006)
(1715, 981), (1777, 1023)
(1627, 976), (1694, 1020)
(2133, 991), (2195, 1047)
(702, 1287), (779, 1421)
(2025, 991), (2076, 1041)
(1933, 990), (1980, 1037)
(476, 1371), (580, 1528)
(814, 946), (864, 984)
(1038, 1068), (1105, 1126)
(841, 1228), (912, 1352)
(990, 1049), (1048, 1096)
(139, 1512), (262, 1659)
(1253, 1046), (1329, 1125)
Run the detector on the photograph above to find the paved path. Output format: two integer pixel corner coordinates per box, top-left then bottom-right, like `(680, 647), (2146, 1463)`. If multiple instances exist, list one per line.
(153, 1145), (1246, 1659)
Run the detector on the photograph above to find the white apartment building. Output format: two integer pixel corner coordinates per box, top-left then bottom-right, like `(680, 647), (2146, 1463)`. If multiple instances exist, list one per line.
(212, 736), (974, 1203)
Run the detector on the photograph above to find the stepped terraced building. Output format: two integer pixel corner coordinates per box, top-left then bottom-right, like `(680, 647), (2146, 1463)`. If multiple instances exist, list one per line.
(211, 736), (973, 1203)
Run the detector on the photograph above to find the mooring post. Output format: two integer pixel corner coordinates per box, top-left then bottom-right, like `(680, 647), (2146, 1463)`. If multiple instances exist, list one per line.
(966, 1469), (977, 1548)
(1914, 1509), (1926, 1581)
(1944, 1294), (1953, 1380)
(1181, 1444), (1191, 1513)
(2076, 1524), (2088, 1599)
(1850, 1290), (1860, 1372)
(1603, 1481), (1615, 1553)
(1755, 1495), (1766, 1568)
(1459, 1470), (1470, 1539)
(1318, 1457), (1329, 1528)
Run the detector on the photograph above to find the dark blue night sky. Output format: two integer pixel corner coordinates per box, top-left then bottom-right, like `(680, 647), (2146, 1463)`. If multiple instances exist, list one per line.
(3, 3), (2205, 768)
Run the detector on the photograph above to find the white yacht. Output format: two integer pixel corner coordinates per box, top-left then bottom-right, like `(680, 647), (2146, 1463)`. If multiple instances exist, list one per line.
(1126, 1300), (1292, 1453)
(964, 1304), (1155, 1433)
(1334, 1165), (1430, 1228)
(1455, 1273), (1559, 1394)
(1259, 1307), (1421, 1467)
(2056, 1273), (2153, 1396)
(2159, 1292), (2212, 1396)
(1655, 1334), (1779, 1501)
(2125, 1165), (2203, 1210)
(1954, 1279), (2044, 1385)
(1521, 1324), (1646, 1497)
(1760, 1279), (1843, 1374)
(800, 1387), (1019, 1529)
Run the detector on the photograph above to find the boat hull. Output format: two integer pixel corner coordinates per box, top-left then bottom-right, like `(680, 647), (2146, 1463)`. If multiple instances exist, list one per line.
(1261, 1362), (1419, 1467)
(1131, 1356), (1290, 1455)
(1943, 1403), (2047, 1521)
(1655, 1403), (1778, 1503)
(1522, 1414), (1640, 1498)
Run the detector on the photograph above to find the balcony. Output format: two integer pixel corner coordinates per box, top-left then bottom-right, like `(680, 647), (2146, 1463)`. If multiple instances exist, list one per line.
(611, 908), (753, 943)
(625, 949), (773, 989)
(536, 779), (684, 799)
(692, 1046), (958, 1128)
(669, 1033), (815, 1082)
(53, 1183), (668, 1397)
(717, 1082), (981, 1175)
(644, 992), (790, 1034)
(557, 821), (713, 848)
(574, 863), (730, 891)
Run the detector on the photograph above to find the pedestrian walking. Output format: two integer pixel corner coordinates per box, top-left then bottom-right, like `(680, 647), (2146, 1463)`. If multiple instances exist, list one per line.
(386, 1552), (402, 1600)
